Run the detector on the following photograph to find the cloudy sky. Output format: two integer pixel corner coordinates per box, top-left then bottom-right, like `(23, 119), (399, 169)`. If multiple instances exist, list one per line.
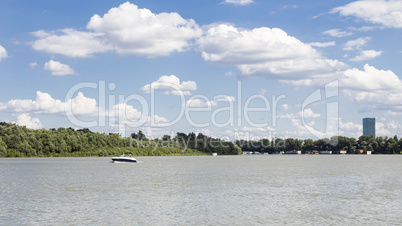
(1, 0), (401, 140)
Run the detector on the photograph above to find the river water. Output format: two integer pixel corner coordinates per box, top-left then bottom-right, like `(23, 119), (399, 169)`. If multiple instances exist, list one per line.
(0, 155), (401, 225)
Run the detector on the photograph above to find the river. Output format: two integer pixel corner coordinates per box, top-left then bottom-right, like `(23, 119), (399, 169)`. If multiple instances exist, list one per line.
(1, 155), (401, 225)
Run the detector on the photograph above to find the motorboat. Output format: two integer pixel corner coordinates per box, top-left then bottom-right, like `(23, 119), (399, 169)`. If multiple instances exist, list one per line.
(111, 154), (137, 163)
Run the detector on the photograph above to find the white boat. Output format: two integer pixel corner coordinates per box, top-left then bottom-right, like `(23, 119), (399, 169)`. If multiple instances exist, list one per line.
(111, 154), (137, 163)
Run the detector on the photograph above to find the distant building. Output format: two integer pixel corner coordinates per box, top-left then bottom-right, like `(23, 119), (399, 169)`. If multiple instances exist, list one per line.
(363, 118), (375, 137)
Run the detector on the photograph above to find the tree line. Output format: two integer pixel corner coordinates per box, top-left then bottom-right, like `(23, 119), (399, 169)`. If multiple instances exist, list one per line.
(1, 122), (401, 157)
(0, 122), (240, 157)
(236, 135), (402, 154)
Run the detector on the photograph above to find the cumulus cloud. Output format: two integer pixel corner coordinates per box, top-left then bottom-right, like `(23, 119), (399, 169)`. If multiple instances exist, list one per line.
(0, 91), (168, 134)
(198, 24), (347, 80)
(350, 50), (382, 61)
(0, 45), (8, 61)
(142, 75), (197, 96)
(32, 29), (110, 58)
(224, 0), (253, 5)
(32, 2), (202, 58)
(111, 103), (169, 126)
(87, 2), (202, 57)
(341, 64), (400, 91)
(343, 37), (370, 51)
(339, 119), (362, 138)
(308, 41), (336, 47)
(331, 0), (402, 28)
(15, 113), (43, 129)
(277, 108), (320, 119)
(108, 103), (170, 136)
(186, 95), (235, 107)
(301, 108), (320, 118)
(44, 60), (76, 76)
(322, 29), (353, 37)
(341, 64), (402, 111)
(0, 91), (98, 115)
(66, 92), (99, 115)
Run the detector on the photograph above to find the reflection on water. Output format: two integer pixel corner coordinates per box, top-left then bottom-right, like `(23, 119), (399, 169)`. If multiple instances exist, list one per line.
(0, 155), (401, 225)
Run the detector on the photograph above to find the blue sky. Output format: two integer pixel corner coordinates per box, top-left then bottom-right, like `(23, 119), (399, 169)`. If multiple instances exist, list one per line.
(1, 0), (402, 140)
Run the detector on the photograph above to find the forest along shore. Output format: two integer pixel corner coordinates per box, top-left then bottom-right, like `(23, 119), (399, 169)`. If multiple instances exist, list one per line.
(0, 122), (240, 157)
(0, 122), (401, 158)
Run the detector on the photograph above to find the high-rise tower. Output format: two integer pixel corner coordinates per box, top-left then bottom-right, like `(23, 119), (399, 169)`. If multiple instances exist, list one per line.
(363, 118), (375, 137)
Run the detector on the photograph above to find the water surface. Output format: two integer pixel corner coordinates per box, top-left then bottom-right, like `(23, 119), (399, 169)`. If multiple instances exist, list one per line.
(1, 155), (401, 225)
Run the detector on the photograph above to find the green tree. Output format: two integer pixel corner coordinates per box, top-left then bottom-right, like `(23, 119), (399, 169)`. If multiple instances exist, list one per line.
(302, 139), (315, 151)
(0, 137), (7, 157)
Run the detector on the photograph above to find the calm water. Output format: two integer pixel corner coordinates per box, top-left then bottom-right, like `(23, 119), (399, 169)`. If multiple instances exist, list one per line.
(0, 155), (401, 225)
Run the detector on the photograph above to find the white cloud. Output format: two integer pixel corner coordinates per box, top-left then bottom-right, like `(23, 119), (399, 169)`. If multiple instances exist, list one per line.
(277, 108), (320, 119)
(322, 29), (353, 37)
(32, 2), (202, 58)
(32, 29), (110, 58)
(387, 120), (401, 129)
(0, 91), (170, 135)
(87, 2), (202, 57)
(111, 103), (168, 125)
(15, 113), (43, 129)
(341, 64), (402, 111)
(339, 120), (362, 138)
(29, 62), (38, 69)
(343, 37), (370, 51)
(301, 108), (320, 118)
(349, 26), (375, 32)
(44, 60), (76, 76)
(186, 95), (235, 107)
(376, 122), (393, 137)
(224, 0), (253, 5)
(341, 64), (400, 91)
(198, 24), (347, 80)
(0, 45), (8, 61)
(308, 41), (336, 47)
(186, 98), (217, 108)
(142, 75), (197, 95)
(280, 104), (289, 110)
(331, 0), (402, 28)
(109, 103), (169, 136)
(67, 92), (99, 115)
(350, 50), (382, 61)
(0, 91), (98, 115)
(281, 117), (321, 139)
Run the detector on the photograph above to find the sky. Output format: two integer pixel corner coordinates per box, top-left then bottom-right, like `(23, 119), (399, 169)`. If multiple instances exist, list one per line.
(0, 0), (402, 141)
